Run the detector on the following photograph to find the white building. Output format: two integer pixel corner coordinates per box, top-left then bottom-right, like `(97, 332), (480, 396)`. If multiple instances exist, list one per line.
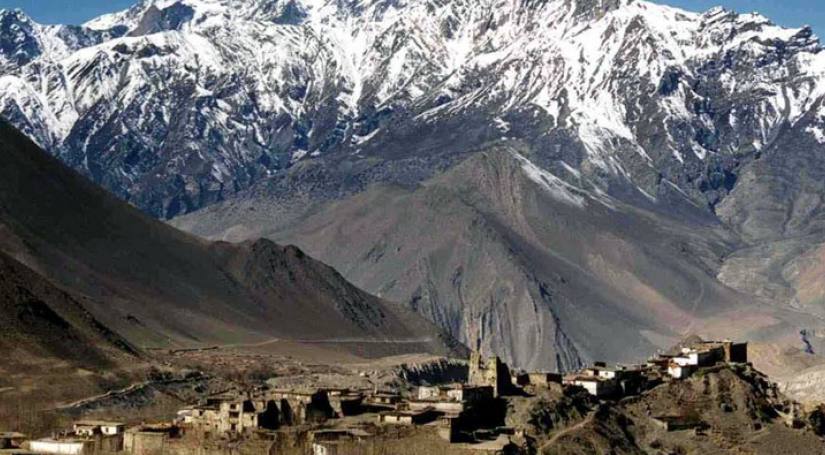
(29, 439), (92, 455)
(416, 386), (443, 401)
(597, 369), (619, 379)
(667, 362), (695, 379)
(565, 377), (618, 398)
(73, 421), (125, 437)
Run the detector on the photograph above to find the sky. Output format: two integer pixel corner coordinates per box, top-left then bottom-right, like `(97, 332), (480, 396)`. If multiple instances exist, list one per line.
(0, 0), (822, 37)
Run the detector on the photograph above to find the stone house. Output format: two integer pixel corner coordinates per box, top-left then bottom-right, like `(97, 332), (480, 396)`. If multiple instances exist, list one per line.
(186, 397), (280, 436)
(266, 390), (334, 425)
(123, 424), (179, 455)
(673, 346), (723, 367)
(667, 362), (696, 379)
(563, 375), (618, 398)
(186, 404), (221, 436)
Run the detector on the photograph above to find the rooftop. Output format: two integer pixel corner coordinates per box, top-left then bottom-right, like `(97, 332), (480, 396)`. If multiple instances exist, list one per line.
(31, 438), (91, 444)
(381, 407), (436, 417)
(564, 375), (613, 383)
(311, 428), (371, 438)
(74, 420), (124, 427)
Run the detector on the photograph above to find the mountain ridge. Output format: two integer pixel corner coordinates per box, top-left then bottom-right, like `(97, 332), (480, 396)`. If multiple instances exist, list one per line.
(0, 117), (461, 359)
(5, 0), (825, 373)
(2, 0), (823, 217)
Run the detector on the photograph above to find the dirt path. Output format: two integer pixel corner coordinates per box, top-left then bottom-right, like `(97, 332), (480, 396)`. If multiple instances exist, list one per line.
(541, 411), (595, 450)
(51, 381), (153, 411)
(50, 376), (208, 412)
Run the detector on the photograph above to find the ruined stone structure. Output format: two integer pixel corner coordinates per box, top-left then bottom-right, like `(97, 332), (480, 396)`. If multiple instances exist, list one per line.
(267, 390), (334, 426)
(468, 351), (512, 397)
(186, 390), (334, 437)
(324, 389), (364, 417)
(187, 396), (279, 436)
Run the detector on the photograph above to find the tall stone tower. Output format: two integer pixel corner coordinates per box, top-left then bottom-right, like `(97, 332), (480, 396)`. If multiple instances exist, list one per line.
(468, 350), (512, 397)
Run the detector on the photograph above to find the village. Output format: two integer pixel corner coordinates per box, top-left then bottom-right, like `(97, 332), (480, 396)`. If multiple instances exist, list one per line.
(0, 339), (753, 454)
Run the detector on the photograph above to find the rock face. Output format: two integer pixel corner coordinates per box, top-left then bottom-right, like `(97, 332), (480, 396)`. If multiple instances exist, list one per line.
(5, 0), (825, 370)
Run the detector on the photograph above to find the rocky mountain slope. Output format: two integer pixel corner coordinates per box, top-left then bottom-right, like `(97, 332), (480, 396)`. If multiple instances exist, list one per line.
(537, 363), (825, 454)
(0, 249), (137, 373)
(0, 118), (460, 359)
(176, 144), (820, 371)
(5, 0), (825, 371)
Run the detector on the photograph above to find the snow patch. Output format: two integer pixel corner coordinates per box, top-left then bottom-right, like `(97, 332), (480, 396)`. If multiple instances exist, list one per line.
(512, 152), (586, 208)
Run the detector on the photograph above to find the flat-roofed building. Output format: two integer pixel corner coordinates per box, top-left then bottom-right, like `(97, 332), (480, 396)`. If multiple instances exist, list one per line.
(72, 421), (124, 437)
(28, 438), (92, 455)
(667, 362), (696, 379)
(563, 375), (618, 398)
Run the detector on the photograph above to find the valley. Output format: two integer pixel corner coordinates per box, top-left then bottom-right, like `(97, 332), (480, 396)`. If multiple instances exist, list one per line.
(2, 0), (825, 452)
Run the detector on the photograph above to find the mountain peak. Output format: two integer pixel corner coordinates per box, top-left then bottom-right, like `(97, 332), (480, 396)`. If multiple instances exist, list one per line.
(0, 8), (30, 20)
(0, 7), (41, 69)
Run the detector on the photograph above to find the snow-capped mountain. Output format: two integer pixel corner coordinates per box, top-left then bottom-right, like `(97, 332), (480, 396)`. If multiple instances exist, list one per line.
(6, 0), (825, 371)
(1, 0), (823, 218)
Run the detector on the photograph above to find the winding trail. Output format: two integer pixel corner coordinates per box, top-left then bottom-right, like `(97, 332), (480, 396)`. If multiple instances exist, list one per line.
(541, 411), (596, 450)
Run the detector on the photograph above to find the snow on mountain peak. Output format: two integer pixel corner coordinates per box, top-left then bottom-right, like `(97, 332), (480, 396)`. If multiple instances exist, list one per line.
(1, 0), (824, 218)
